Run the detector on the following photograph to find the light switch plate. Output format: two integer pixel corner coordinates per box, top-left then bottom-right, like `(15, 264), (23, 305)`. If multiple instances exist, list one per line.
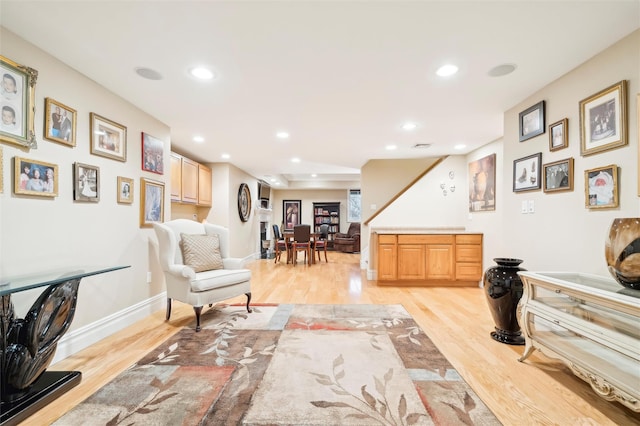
(521, 200), (528, 214)
(528, 200), (535, 213)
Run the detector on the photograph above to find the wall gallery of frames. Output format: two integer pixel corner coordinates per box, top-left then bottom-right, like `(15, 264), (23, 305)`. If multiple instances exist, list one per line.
(469, 80), (638, 213)
(0, 54), (167, 228)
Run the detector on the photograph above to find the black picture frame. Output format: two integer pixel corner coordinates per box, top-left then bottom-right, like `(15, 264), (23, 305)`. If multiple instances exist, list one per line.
(513, 152), (542, 192)
(519, 101), (545, 142)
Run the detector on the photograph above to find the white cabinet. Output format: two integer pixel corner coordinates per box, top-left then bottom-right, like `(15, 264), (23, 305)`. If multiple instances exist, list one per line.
(518, 271), (640, 412)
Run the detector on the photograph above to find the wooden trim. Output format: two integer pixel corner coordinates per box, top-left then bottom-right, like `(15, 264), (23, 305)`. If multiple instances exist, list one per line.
(363, 156), (448, 225)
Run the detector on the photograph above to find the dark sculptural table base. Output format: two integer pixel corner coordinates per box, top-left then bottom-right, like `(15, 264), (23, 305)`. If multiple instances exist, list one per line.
(0, 266), (128, 426)
(1, 371), (81, 425)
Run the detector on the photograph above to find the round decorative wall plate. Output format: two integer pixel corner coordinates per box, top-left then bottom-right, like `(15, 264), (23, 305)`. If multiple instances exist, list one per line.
(238, 183), (251, 222)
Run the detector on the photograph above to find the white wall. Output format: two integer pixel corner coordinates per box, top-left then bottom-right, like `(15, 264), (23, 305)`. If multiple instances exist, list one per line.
(0, 29), (170, 329)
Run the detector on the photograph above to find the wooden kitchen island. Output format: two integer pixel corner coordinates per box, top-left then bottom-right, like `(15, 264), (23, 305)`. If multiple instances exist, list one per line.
(372, 228), (483, 287)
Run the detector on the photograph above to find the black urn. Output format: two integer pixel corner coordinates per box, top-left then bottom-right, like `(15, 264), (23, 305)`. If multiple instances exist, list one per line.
(483, 258), (525, 345)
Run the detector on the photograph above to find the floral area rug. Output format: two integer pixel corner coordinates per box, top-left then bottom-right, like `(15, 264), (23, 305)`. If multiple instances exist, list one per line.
(55, 304), (500, 425)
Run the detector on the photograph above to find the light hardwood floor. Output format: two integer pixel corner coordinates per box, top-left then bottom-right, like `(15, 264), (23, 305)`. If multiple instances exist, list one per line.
(23, 253), (640, 425)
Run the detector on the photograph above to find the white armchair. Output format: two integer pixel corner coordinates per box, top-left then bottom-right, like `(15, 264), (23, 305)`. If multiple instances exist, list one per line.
(153, 219), (252, 331)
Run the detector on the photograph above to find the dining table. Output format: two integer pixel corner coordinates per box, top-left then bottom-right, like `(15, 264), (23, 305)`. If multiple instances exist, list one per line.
(282, 231), (320, 265)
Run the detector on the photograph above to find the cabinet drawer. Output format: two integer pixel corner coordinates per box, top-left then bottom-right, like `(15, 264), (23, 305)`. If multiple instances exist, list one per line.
(456, 234), (482, 245)
(378, 235), (397, 244)
(456, 263), (482, 280)
(456, 245), (482, 262)
(398, 234), (454, 245)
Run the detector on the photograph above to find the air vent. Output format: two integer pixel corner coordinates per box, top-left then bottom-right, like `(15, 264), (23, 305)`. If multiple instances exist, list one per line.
(135, 67), (163, 80)
(412, 143), (431, 149)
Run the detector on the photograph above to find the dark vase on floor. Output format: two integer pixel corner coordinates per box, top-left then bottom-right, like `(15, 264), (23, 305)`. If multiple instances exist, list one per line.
(483, 258), (525, 345)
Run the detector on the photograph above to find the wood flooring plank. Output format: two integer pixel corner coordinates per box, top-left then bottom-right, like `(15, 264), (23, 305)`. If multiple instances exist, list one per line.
(18, 253), (640, 425)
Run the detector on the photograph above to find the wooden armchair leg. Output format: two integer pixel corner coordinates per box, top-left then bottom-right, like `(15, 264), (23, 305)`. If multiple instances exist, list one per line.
(194, 306), (203, 332)
(166, 297), (172, 321)
(245, 292), (252, 312)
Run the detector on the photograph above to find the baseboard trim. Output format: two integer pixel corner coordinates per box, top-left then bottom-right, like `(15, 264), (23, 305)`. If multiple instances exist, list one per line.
(52, 292), (166, 364)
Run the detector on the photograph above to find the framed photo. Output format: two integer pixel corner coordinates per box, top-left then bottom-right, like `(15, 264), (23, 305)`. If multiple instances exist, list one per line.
(117, 176), (134, 204)
(283, 199), (301, 230)
(140, 177), (164, 227)
(580, 80), (627, 156)
(90, 112), (127, 162)
(585, 165), (618, 209)
(549, 118), (568, 151)
(44, 97), (76, 147)
(468, 153), (496, 212)
(13, 156), (58, 197)
(141, 132), (164, 174)
(513, 152), (542, 192)
(543, 158), (574, 193)
(519, 101), (545, 142)
(74, 162), (100, 202)
(0, 55), (38, 149)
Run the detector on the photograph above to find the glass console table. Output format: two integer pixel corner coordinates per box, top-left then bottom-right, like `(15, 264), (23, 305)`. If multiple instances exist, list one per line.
(517, 271), (640, 412)
(0, 265), (129, 426)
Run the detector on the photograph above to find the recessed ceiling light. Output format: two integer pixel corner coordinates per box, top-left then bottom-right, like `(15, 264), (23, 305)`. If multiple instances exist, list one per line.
(454, 144), (466, 150)
(291, 157), (301, 163)
(386, 144), (397, 150)
(134, 67), (163, 80)
(488, 63), (517, 77)
(270, 178), (277, 182)
(193, 136), (204, 143)
(402, 122), (417, 131)
(436, 64), (458, 77)
(276, 131), (289, 139)
(311, 174), (317, 177)
(221, 153), (230, 159)
(190, 66), (214, 80)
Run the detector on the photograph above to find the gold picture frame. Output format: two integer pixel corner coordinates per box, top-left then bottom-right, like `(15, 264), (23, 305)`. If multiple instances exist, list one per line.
(549, 118), (568, 151)
(140, 177), (164, 227)
(44, 97), (77, 147)
(580, 80), (627, 156)
(543, 157), (574, 193)
(13, 156), (58, 197)
(585, 164), (618, 209)
(0, 55), (38, 149)
(90, 112), (127, 162)
(117, 176), (134, 204)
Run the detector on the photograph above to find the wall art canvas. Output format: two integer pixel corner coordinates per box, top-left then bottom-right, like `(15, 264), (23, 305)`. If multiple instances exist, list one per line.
(468, 153), (496, 212)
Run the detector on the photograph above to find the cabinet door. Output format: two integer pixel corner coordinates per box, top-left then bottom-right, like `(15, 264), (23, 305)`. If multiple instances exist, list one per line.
(398, 244), (425, 280)
(426, 244), (454, 280)
(181, 157), (199, 204)
(378, 244), (397, 280)
(197, 164), (212, 206)
(170, 152), (182, 201)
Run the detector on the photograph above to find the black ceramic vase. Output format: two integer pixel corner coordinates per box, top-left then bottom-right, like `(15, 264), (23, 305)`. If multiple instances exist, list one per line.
(483, 258), (525, 345)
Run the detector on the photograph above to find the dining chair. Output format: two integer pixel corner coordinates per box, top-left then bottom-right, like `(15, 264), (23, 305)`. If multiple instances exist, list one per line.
(314, 223), (330, 263)
(292, 224), (312, 266)
(272, 224), (289, 264)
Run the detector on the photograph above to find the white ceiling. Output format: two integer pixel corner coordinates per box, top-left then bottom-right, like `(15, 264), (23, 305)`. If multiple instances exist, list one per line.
(2, 1), (639, 187)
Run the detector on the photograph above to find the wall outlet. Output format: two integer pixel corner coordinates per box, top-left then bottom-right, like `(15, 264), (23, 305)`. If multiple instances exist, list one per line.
(147, 271), (152, 283)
